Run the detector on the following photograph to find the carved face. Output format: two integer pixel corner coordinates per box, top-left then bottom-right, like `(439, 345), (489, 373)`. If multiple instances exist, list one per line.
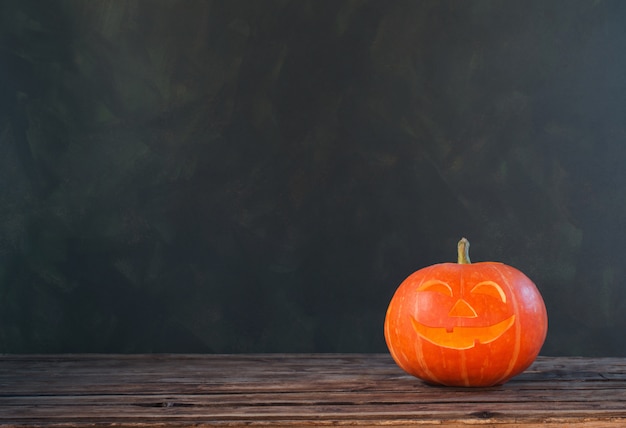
(410, 279), (515, 350)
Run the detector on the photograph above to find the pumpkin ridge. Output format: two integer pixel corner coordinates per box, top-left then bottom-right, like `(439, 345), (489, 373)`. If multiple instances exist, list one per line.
(490, 264), (522, 385)
(413, 273), (442, 385)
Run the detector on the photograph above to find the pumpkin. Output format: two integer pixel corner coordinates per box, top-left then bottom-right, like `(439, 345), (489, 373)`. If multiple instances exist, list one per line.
(384, 238), (547, 387)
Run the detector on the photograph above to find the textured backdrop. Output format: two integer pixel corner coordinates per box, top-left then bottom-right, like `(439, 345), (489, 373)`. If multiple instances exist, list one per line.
(2, 0), (626, 355)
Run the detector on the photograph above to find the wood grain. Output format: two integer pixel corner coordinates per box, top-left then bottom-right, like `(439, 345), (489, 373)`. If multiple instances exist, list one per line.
(1, 354), (626, 427)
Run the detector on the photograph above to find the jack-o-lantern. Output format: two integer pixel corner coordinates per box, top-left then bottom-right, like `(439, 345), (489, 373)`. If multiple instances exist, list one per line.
(384, 238), (547, 387)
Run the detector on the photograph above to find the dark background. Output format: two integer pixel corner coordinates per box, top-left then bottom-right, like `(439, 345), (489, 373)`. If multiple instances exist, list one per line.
(1, 0), (626, 355)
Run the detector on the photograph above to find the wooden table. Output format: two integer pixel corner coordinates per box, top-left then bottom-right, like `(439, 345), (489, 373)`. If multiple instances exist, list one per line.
(1, 354), (626, 427)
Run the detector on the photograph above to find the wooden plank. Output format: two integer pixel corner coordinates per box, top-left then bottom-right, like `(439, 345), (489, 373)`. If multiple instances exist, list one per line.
(1, 354), (626, 427)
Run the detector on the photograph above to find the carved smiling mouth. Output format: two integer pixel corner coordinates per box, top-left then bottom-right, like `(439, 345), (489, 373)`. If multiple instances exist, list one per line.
(410, 315), (515, 350)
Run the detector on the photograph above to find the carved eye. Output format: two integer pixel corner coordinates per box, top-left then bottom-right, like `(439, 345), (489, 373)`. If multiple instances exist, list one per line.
(470, 281), (506, 303)
(417, 280), (453, 297)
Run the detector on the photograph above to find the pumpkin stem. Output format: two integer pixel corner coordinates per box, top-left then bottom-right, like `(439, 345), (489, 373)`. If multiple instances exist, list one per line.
(457, 238), (471, 264)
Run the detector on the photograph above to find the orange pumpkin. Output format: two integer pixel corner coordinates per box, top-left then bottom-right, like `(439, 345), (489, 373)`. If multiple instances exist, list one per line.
(384, 238), (547, 387)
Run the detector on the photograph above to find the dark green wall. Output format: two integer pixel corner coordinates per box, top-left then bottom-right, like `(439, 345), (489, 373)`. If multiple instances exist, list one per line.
(1, 0), (626, 355)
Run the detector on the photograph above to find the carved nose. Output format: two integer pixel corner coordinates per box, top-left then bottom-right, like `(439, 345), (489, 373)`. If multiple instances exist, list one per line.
(448, 299), (478, 318)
